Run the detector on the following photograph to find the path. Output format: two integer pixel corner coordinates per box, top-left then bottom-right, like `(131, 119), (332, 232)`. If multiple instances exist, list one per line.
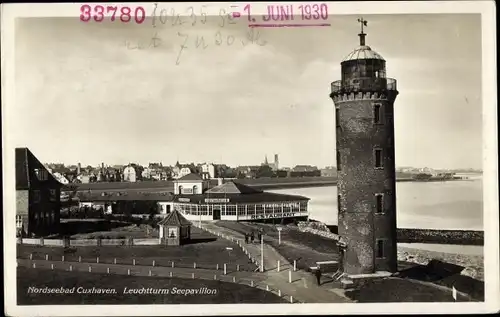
(197, 222), (352, 303)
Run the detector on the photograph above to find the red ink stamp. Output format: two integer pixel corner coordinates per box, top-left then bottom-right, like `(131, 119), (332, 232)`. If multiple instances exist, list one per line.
(231, 3), (330, 28)
(80, 4), (146, 24)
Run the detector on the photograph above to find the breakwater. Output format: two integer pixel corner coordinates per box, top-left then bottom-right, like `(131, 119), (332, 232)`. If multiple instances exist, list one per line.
(296, 221), (484, 281)
(324, 224), (483, 246)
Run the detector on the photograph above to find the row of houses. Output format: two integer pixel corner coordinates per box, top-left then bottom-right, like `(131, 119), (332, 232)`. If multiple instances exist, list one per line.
(45, 160), (337, 184)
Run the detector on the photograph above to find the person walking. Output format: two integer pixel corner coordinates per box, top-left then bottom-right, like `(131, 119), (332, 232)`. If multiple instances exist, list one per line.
(244, 233), (248, 244)
(250, 231), (255, 244)
(315, 267), (322, 286)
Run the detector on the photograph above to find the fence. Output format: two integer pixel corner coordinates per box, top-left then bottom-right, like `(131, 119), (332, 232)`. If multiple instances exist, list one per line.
(20, 252), (254, 273)
(18, 238), (160, 247)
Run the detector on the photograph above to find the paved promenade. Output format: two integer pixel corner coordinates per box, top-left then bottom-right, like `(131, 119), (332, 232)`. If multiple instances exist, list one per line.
(197, 222), (351, 303)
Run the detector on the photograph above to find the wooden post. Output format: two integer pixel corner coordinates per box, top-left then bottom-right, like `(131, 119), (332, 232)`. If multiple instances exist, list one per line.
(289, 270), (292, 283)
(62, 255), (65, 262)
(232, 276), (236, 282)
(69, 265), (72, 271)
(51, 264), (54, 270)
(214, 275), (217, 280)
(216, 264), (219, 270)
(278, 289), (281, 297)
(114, 258), (116, 264)
(192, 273), (195, 279)
(45, 254), (49, 261)
(107, 267), (110, 274)
(169, 272), (173, 277)
(290, 296), (293, 303)
(29, 253), (33, 260)
(78, 256), (81, 263)
(133, 259), (136, 266)
(251, 280), (254, 287)
(266, 285), (269, 291)
(224, 263), (227, 275)
(172, 262), (175, 268)
(89, 266), (92, 272)
(194, 262), (196, 269)
(33, 263), (36, 268)
(237, 264), (240, 271)
(96, 257), (99, 263)
(153, 260), (155, 267)
(149, 270), (152, 276)
(277, 260), (280, 272)
(127, 269), (130, 275)
(293, 260), (297, 271)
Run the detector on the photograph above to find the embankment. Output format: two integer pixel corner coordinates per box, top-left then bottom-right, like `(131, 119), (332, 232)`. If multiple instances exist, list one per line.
(323, 224), (483, 246)
(297, 221), (484, 281)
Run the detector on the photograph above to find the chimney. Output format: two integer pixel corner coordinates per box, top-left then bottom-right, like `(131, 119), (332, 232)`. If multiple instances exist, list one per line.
(77, 163), (81, 174)
(217, 178), (223, 186)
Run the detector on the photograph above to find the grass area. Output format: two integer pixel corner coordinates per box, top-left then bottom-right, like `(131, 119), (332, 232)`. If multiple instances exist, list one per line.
(17, 267), (285, 305)
(345, 277), (475, 302)
(18, 227), (256, 272)
(216, 221), (339, 271)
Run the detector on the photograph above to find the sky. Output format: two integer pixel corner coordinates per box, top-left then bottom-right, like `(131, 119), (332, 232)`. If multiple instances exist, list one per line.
(9, 13), (482, 169)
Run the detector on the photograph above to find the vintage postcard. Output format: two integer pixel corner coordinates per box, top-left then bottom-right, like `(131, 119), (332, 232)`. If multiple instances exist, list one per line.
(2, 1), (498, 316)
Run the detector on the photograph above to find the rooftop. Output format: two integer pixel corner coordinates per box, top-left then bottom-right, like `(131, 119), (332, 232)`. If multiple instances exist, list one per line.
(158, 209), (191, 227)
(342, 45), (385, 62)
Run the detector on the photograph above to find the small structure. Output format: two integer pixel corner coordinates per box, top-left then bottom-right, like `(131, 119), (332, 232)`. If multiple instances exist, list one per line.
(158, 209), (192, 246)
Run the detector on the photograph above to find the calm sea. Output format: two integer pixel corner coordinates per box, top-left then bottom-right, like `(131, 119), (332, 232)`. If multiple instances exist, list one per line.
(269, 175), (484, 255)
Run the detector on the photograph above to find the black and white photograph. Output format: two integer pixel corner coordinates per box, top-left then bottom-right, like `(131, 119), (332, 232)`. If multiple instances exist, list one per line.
(2, 1), (498, 316)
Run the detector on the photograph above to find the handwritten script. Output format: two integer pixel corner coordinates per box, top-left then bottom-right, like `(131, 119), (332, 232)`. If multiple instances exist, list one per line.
(124, 3), (268, 65)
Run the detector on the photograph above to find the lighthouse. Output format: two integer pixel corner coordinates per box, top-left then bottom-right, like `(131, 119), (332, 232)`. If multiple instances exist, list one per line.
(330, 18), (399, 276)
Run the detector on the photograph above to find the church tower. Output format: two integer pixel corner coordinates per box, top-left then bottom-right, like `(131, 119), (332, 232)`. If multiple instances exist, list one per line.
(330, 18), (399, 275)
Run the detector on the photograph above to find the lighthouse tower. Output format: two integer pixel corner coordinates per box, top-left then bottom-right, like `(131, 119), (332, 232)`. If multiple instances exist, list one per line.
(330, 19), (399, 275)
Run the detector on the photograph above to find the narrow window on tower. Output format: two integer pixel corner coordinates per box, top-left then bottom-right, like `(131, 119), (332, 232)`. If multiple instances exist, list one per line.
(335, 108), (340, 127)
(373, 104), (382, 124)
(375, 193), (384, 214)
(376, 239), (385, 258)
(337, 195), (342, 213)
(336, 150), (341, 171)
(374, 148), (383, 169)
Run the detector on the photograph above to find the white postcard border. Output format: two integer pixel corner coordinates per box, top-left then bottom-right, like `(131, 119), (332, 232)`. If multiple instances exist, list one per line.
(2, 1), (498, 316)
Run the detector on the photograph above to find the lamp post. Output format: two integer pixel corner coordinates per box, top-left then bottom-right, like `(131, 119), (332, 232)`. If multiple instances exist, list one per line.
(277, 226), (282, 245)
(260, 233), (264, 272)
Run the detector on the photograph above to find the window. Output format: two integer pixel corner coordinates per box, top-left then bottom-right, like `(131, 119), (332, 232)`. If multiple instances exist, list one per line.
(49, 189), (57, 202)
(337, 195), (342, 212)
(373, 104), (382, 124)
(336, 150), (341, 171)
(168, 228), (177, 238)
(376, 239), (385, 258)
(32, 190), (41, 203)
(178, 185), (183, 194)
(193, 185), (199, 194)
(374, 149), (383, 168)
(375, 194), (384, 214)
(335, 108), (340, 127)
(16, 215), (23, 228)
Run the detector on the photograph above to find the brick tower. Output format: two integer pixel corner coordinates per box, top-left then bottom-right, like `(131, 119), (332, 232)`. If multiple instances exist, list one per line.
(330, 18), (399, 275)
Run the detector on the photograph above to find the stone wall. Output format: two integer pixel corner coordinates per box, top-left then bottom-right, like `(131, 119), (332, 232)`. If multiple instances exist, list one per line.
(296, 221), (483, 281)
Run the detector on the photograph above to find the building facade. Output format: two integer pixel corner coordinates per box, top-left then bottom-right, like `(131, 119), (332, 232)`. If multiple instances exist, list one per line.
(16, 148), (62, 237)
(330, 20), (399, 275)
(123, 165), (137, 182)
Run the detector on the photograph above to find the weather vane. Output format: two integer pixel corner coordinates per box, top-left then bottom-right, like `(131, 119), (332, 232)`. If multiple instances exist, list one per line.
(357, 18), (368, 45)
(357, 18), (368, 33)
